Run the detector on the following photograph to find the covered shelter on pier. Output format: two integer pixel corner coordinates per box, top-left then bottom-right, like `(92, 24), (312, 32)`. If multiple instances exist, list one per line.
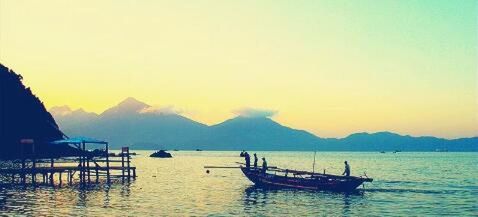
(51, 137), (111, 183)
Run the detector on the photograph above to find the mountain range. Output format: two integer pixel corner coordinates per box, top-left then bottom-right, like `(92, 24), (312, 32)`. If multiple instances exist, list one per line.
(50, 97), (478, 151)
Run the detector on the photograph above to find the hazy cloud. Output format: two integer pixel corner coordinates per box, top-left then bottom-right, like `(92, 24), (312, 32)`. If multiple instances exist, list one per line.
(139, 105), (183, 115)
(234, 107), (278, 118)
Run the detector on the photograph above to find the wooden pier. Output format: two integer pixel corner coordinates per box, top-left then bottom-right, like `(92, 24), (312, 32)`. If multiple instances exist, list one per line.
(0, 137), (136, 186)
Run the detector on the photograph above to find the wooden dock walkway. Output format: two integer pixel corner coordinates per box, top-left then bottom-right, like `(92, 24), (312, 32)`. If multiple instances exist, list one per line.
(0, 137), (137, 186)
(0, 163), (136, 186)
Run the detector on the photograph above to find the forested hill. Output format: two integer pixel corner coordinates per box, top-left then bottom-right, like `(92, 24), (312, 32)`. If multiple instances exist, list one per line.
(0, 64), (73, 159)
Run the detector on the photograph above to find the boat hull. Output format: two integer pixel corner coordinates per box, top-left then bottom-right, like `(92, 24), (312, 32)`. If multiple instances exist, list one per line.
(241, 168), (371, 192)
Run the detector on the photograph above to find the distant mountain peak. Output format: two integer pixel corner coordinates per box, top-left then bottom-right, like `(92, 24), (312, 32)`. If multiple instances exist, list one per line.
(49, 106), (98, 117)
(213, 115), (280, 129)
(71, 108), (98, 116)
(75, 108), (86, 113)
(49, 105), (73, 116)
(117, 97), (149, 108)
(344, 131), (413, 143)
(101, 97), (150, 116)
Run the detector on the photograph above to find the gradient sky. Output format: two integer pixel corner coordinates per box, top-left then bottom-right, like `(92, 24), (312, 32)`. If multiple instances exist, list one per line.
(0, 0), (476, 138)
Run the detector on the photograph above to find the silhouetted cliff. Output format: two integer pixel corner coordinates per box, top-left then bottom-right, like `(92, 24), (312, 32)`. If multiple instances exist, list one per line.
(0, 64), (73, 159)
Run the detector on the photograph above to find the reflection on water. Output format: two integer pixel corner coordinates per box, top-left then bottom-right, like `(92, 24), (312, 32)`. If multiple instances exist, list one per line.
(0, 151), (477, 216)
(241, 185), (367, 216)
(243, 186), (269, 208)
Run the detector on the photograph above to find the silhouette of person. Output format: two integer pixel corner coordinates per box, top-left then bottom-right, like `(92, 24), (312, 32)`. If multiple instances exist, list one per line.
(253, 153), (258, 168)
(262, 157), (268, 174)
(244, 152), (251, 168)
(342, 161), (350, 176)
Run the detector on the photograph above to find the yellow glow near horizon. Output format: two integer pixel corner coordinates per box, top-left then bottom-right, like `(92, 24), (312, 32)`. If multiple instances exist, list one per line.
(0, 0), (476, 138)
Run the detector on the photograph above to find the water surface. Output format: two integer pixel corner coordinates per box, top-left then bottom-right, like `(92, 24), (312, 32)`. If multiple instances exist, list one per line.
(1, 151), (477, 216)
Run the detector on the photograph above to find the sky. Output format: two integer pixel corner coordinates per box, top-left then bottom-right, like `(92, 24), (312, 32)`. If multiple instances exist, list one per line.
(0, 0), (476, 138)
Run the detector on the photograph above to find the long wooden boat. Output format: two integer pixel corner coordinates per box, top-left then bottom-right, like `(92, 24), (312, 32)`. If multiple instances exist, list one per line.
(240, 167), (372, 192)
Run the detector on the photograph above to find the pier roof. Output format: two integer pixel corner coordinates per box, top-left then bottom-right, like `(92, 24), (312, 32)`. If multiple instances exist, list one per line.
(51, 137), (107, 145)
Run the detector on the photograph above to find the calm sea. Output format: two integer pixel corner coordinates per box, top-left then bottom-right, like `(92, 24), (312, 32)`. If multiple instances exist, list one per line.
(0, 151), (477, 216)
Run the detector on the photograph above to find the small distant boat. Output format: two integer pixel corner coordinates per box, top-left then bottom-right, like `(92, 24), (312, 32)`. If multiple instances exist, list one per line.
(393, 150), (401, 153)
(150, 150), (172, 158)
(240, 167), (373, 192)
(195, 149), (203, 151)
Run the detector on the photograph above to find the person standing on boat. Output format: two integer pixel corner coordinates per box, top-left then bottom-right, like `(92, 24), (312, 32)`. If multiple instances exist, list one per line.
(342, 161), (351, 176)
(244, 152), (251, 168)
(262, 157), (268, 174)
(253, 153), (258, 168)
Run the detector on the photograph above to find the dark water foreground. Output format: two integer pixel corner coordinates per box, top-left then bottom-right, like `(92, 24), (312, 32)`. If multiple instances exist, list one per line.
(1, 151), (477, 216)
